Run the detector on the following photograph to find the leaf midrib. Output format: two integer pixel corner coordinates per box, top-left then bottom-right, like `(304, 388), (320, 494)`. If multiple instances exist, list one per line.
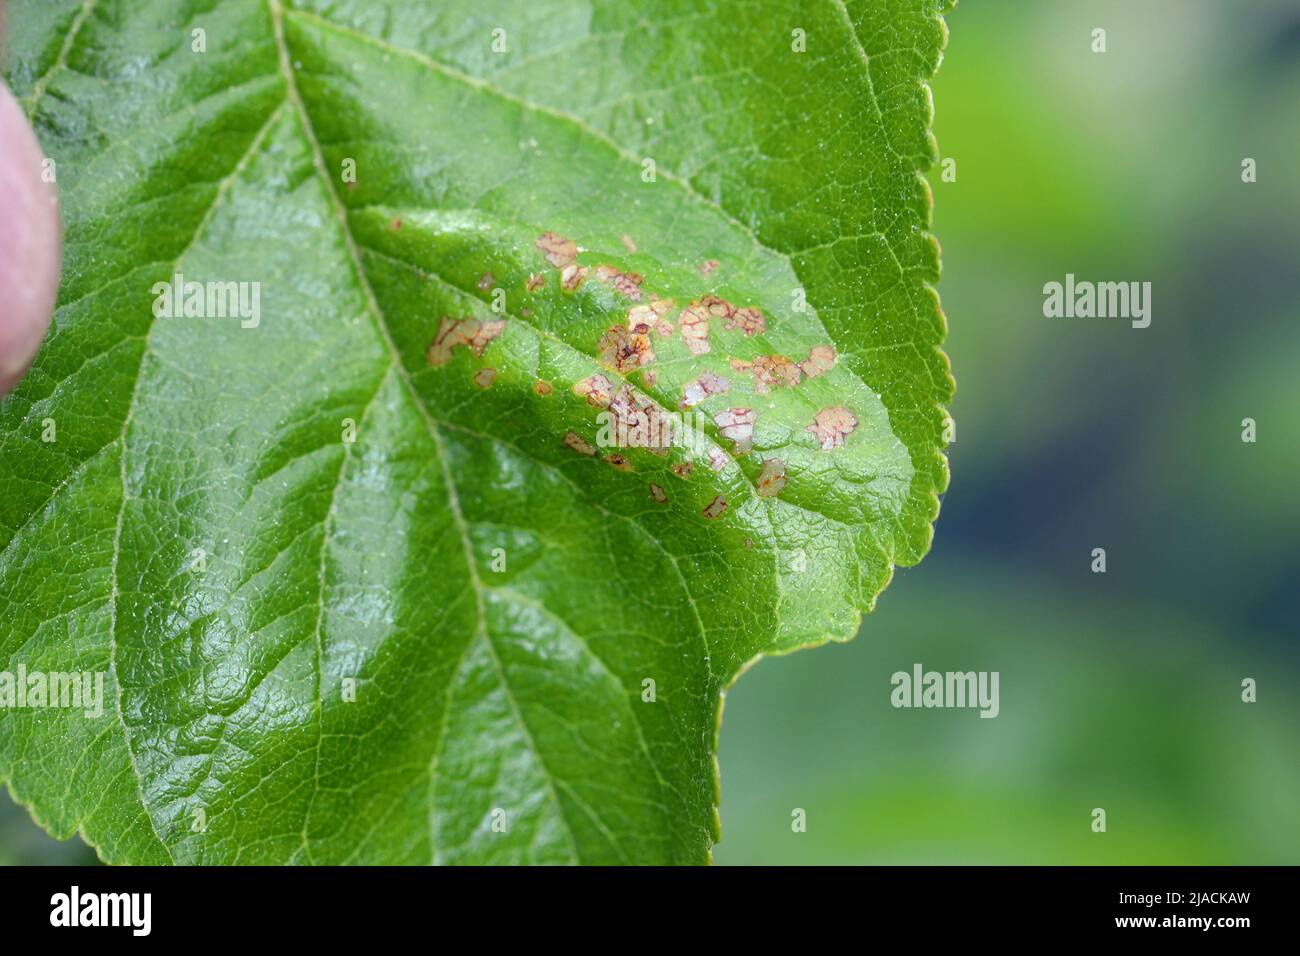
(270, 0), (630, 864)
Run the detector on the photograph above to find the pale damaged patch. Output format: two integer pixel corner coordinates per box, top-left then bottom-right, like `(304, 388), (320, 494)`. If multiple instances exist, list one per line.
(702, 294), (765, 337)
(476, 272), (495, 291)
(609, 385), (672, 455)
(594, 264), (645, 301)
(707, 448), (728, 472)
(729, 355), (800, 394)
(564, 431), (597, 456)
(731, 344), (836, 394)
(641, 370), (658, 388)
(473, 368), (497, 389)
(807, 406), (858, 450)
(560, 263), (589, 291)
(701, 495), (729, 520)
(621, 234), (638, 254)
(533, 380), (553, 396)
(574, 373), (614, 408)
(698, 259), (719, 277)
(648, 483), (668, 503)
(603, 453), (633, 472)
(598, 325), (654, 374)
(679, 295), (765, 355)
(628, 299), (675, 338)
(755, 458), (787, 497)
(714, 407), (757, 454)
(725, 307), (765, 336)
(801, 344), (836, 378)
(678, 302), (712, 356)
(537, 232), (578, 268)
(427, 317), (506, 366)
(679, 371), (731, 409)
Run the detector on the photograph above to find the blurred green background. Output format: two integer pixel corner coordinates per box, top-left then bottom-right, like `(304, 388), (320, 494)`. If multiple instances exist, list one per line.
(715, 0), (1300, 865)
(3, 0), (1298, 864)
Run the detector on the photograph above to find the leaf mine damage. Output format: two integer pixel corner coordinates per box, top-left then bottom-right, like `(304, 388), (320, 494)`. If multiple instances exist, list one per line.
(574, 373), (614, 408)
(701, 495), (729, 519)
(421, 224), (867, 528)
(426, 316), (506, 366)
(713, 407), (756, 455)
(627, 299), (675, 338)
(410, 228), (869, 485)
(564, 431), (597, 456)
(730, 344), (836, 395)
(680, 371), (730, 409)
(755, 458), (787, 497)
(598, 325), (654, 374)
(807, 406), (859, 450)
(594, 264), (645, 301)
(536, 231), (578, 268)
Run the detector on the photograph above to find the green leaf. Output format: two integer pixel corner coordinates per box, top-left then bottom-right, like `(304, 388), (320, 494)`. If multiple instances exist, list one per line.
(0, 0), (952, 864)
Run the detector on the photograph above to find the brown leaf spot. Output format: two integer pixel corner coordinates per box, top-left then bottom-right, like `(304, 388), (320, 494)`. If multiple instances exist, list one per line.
(564, 431), (597, 456)
(594, 264), (645, 301)
(699, 259), (720, 277)
(680, 371), (731, 409)
(628, 299), (675, 338)
(427, 317), (507, 366)
(537, 232), (578, 268)
(560, 263), (589, 291)
(574, 373), (614, 408)
(603, 453), (633, 472)
(672, 462), (694, 479)
(526, 272), (547, 293)
(678, 302), (712, 356)
(648, 482), (668, 503)
(729, 355), (800, 395)
(726, 306), (765, 336)
(641, 370), (658, 388)
(701, 294), (733, 318)
(755, 458), (787, 497)
(800, 344), (836, 378)
(533, 379), (552, 396)
(476, 272), (495, 291)
(807, 407), (858, 450)
(731, 345), (836, 394)
(388, 217), (402, 231)
(610, 384), (673, 454)
(597, 325), (654, 374)
(701, 495), (729, 519)
(473, 368), (497, 389)
(695, 295), (765, 336)
(714, 407), (756, 454)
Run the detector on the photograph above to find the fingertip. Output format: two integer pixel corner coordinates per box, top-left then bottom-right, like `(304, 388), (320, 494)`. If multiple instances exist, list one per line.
(0, 81), (62, 397)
